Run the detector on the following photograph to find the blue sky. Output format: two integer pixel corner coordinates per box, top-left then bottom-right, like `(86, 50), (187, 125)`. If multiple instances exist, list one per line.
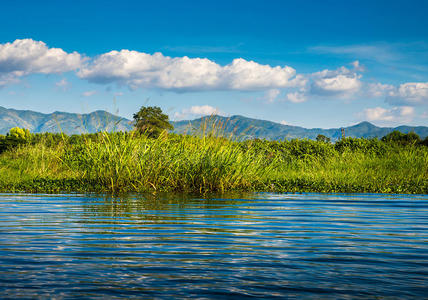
(0, 0), (427, 128)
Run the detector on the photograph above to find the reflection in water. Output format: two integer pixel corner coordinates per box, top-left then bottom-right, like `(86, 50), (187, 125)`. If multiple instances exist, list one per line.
(0, 192), (427, 298)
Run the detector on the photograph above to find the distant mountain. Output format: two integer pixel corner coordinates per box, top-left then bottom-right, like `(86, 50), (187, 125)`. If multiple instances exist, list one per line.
(173, 115), (428, 140)
(0, 106), (133, 134)
(1, 106), (427, 140)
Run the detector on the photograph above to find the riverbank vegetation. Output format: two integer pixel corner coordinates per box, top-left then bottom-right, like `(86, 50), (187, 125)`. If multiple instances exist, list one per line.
(0, 124), (427, 194)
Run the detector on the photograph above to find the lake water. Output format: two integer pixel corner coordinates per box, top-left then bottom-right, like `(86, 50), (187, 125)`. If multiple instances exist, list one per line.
(0, 193), (427, 299)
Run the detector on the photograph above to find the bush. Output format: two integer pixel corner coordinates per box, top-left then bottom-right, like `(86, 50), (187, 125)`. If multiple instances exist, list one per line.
(381, 130), (421, 146)
(239, 138), (336, 162)
(335, 137), (387, 156)
(0, 127), (33, 153)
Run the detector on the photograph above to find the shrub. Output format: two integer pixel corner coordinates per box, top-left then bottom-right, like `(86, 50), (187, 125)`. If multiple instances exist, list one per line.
(381, 130), (421, 146)
(0, 127), (33, 153)
(335, 137), (387, 156)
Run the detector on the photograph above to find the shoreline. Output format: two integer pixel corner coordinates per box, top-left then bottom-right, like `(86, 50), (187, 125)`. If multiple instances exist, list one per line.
(1, 131), (427, 195)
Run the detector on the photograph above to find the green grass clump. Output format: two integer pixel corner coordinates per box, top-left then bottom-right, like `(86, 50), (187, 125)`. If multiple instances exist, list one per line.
(0, 130), (427, 194)
(61, 132), (275, 193)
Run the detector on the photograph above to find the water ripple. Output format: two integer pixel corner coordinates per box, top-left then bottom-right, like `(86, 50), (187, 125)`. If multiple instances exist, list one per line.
(0, 193), (427, 299)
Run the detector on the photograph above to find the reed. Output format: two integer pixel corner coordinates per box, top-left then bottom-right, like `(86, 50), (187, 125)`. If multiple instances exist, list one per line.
(0, 129), (427, 194)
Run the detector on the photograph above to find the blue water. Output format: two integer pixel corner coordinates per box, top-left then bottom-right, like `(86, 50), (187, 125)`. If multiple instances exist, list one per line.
(0, 193), (427, 299)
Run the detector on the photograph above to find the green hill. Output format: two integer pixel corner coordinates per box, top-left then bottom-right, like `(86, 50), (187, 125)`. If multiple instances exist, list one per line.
(1, 106), (427, 139)
(0, 106), (132, 134)
(173, 115), (428, 140)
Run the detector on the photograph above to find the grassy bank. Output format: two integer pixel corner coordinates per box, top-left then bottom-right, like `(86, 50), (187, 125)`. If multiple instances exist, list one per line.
(0, 131), (427, 194)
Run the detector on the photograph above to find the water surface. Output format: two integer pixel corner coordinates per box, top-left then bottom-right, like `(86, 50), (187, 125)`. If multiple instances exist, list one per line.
(0, 193), (427, 299)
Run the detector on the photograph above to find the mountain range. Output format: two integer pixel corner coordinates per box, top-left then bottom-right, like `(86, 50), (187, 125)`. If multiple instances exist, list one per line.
(0, 106), (132, 134)
(1, 106), (427, 140)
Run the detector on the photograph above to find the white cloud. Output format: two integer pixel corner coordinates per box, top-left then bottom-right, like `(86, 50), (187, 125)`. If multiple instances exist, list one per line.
(78, 50), (300, 91)
(286, 91), (307, 103)
(56, 78), (68, 87)
(386, 82), (428, 105)
(0, 73), (20, 87)
(363, 106), (414, 123)
(351, 60), (365, 72)
(265, 89), (280, 102)
(311, 66), (362, 96)
(55, 78), (70, 91)
(280, 120), (289, 125)
(288, 74), (308, 88)
(2, 38), (425, 112)
(400, 106), (415, 116)
(187, 105), (219, 115)
(366, 81), (428, 107)
(223, 58), (297, 90)
(309, 44), (398, 64)
(82, 90), (97, 97)
(0, 39), (83, 87)
(174, 105), (221, 120)
(366, 82), (395, 98)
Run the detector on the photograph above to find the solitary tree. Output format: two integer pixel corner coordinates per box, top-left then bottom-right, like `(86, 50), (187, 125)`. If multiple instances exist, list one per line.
(316, 134), (331, 143)
(133, 106), (173, 138)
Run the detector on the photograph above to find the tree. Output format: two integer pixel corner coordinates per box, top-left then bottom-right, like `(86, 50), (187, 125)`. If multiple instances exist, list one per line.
(381, 130), (421, 146)
(133, 106), (173, 138)
(8, 127), (32, 140)
(316, 134), (331, 143)
(0, 127), (33, 153)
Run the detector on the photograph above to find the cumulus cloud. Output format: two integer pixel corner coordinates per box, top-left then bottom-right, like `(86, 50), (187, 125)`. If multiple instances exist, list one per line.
(311, 66), (362, 96)
(363, 106), (414, 123)
(0, 39), (83, 87)
(3, 38), (426, 112)
(78, 50), (300, 91)
(174, 105), (221, 120)
(280, 120), (289, 125)
(287, 74), (307, 88)
(386, 82), (428, 105)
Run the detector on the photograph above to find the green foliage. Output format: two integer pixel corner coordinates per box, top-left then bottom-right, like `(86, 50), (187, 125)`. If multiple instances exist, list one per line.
(0, 128), (427, 194)
(133, 106), (173, 138)
(316, 134), (331, 143)
(334, 137), (388, 156)
(0, 127), (33, 153)
(60, 131), (271, 193)
(240, 138), (336, 162)
(9, 127), (32, 140)
(381, 130), (421, 146)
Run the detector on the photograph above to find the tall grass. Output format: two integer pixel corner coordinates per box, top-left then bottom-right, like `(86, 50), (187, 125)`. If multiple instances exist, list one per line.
(0, 129), (427, 194)
(62, 132), (277, 193)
